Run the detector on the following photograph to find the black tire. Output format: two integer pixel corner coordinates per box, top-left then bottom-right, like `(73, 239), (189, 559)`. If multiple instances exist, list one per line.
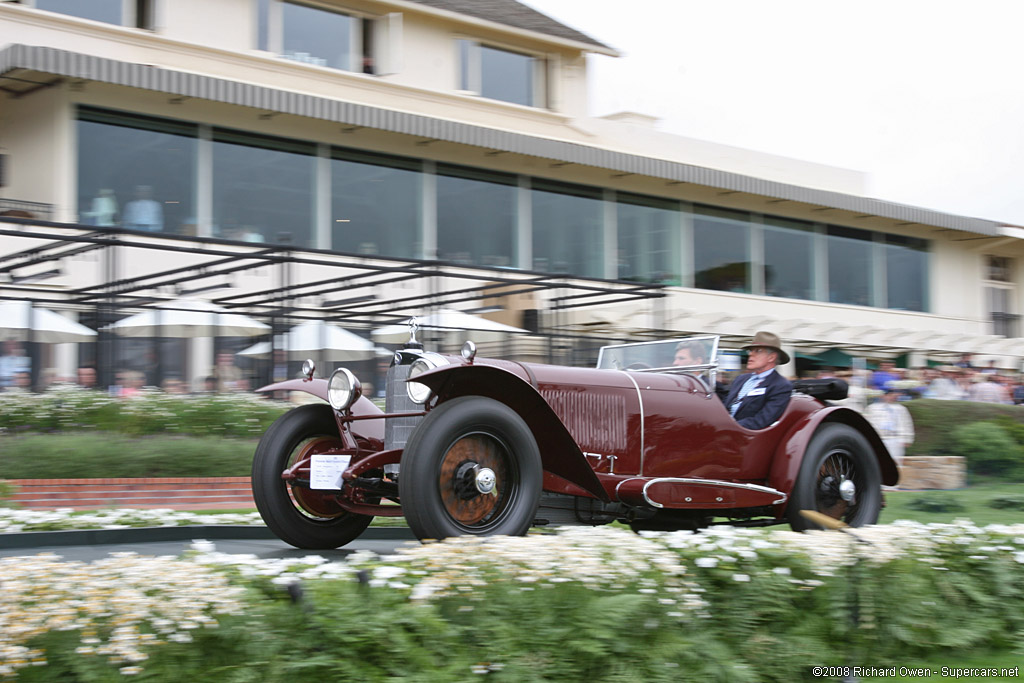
(788, 422), (882, 531)
(399, 396), (542, 541)
(252, 404), (373, 549)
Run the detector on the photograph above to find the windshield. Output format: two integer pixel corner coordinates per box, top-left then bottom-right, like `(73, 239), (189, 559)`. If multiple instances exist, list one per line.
(596, 336), (721, 373)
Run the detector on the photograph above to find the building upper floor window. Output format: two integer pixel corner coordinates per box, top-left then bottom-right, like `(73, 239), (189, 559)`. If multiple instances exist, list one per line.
(987, 255), (1014, 283)
(15, 0), (152, 29)
(258, 0), (391, 75)
(458, 39), (545, 108)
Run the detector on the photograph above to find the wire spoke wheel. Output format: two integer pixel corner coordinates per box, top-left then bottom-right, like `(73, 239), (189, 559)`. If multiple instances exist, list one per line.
(816, 448), (861, 522)
(789, 423), (882, 531)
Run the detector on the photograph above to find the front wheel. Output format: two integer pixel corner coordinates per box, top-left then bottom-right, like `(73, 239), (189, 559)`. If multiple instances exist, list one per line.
(399, 396), (542, 541)
(252, 404), (374, 549)
(788, 422), (882, 531)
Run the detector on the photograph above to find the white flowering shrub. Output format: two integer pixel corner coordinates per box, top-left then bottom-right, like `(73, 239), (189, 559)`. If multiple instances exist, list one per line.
(0, 508), (263, 534)
(2, 522), (1023, 680)
(0, 553), (245, 679)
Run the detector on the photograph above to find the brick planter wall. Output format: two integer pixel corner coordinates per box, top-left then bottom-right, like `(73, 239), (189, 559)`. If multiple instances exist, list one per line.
(6, 477), (255, 510)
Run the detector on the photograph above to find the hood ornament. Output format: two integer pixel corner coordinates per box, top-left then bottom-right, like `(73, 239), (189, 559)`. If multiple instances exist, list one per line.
(404, 316), (424, 349)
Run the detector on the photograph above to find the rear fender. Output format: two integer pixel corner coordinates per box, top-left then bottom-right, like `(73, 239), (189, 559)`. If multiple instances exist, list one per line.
(258, 378), (384, 443)
(413, 365), (609, 502)
(769, 406), (898, 511)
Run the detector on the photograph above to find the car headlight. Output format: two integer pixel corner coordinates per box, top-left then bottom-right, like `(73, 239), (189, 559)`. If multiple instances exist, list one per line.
(328, 368), (361, 411)
(408, 357), (443, 404)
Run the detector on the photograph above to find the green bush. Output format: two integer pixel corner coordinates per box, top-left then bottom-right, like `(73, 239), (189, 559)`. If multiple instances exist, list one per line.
(905, 399), (1024, 458)
(988, 495), (1024, 511)
(906, 493), (967, 513)
(950, 422), (1024, 479)
(0, 386), (289, 438)
(0, 433), (257, 479)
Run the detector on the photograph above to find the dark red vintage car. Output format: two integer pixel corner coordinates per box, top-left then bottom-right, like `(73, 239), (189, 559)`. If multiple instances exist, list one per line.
(252, 334), (898, 549)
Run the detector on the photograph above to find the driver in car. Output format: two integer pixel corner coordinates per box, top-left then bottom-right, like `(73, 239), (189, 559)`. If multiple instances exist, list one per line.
(672, 340), (707, 366)
(721, 331), (793, 430)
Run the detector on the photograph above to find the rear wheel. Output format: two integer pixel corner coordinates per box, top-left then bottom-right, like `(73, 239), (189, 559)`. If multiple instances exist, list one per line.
(252, 404), (373, 549)
(788, 422), (881, 531)
(399, 396), (542, 541)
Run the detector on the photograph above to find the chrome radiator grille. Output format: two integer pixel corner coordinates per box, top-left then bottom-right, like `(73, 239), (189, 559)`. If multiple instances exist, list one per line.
(384, 357), (424, 451)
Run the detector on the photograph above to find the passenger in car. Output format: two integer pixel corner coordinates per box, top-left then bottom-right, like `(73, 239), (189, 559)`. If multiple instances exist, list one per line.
(721, 331), (793, 430)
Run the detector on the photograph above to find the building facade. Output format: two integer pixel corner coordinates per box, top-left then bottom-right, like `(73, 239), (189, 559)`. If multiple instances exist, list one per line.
(1, 0), (1022, 385)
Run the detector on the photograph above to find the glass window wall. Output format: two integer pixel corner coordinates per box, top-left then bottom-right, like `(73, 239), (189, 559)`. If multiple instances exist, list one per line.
(885, 234), (928, 311)
(331, 149), (421, 258)
(616, 193), (680, 284)
(693, 206), (751, 293)
(763, 217), (815, 300)
(827, 226), (874, 306)
(437, 165), (517, 267)
(212, 130), (316, 247)
(532, 180), (603, 277)
(76, 108), (197, 235)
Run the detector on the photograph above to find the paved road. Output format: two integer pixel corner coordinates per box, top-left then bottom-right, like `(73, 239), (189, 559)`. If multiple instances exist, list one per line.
(0, 529), (416, 562)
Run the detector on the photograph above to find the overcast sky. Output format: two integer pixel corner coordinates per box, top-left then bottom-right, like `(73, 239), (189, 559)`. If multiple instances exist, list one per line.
(522, 0), (1024, 227)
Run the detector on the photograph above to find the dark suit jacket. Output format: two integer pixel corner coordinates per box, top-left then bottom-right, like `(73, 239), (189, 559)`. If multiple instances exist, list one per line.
(721, 369), (793, 430)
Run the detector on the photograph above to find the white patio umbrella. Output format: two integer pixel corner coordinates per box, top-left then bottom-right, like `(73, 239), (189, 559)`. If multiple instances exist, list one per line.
(0, 300), (97, 343)
(237, 320), (381, 361)
(371, 308), (528, 344)
(102, 298), (270, 338)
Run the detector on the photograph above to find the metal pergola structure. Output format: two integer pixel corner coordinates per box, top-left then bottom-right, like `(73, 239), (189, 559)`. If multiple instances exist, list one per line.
(0, 218), (669, 391)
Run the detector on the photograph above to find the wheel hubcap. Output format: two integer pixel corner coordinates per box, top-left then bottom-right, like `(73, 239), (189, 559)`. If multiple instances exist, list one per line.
(475, 467), (496, 495)
(438, 433), (512, 528)
(817, 449), (860, 522)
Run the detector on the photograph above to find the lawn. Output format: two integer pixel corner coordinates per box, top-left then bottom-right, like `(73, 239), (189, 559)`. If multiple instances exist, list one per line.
(880, 481), (1024, 526)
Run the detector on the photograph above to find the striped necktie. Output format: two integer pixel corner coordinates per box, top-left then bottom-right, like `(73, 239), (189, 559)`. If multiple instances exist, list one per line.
(730, 375), (761, 416)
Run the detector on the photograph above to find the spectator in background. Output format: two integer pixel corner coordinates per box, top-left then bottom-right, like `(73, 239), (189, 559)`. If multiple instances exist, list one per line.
(0, 340), (31, 390)
(1012, 376), (1024, 405)
(76, 366), (97, 390)
(871, 360), (899, 391)
(121, 185), (163, 232)
(8, 370), (32, 393)
(954, 352), (975, 369)
(83, 188), (118, 226)
(866, 388), (915, 474)
(161, 376), (187, 394)
(211, 351), (242, 392)
(928, 366), (965, 400)
(980, 359), (1000, 375)
(968, 373), (1009, 404)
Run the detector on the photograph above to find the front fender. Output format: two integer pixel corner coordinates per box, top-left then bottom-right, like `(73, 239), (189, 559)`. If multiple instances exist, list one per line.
(257, 378), (384, 442)
(769, 405), (899, 509)
(258, 377), (328, 401)
(414, 364), (610, 502)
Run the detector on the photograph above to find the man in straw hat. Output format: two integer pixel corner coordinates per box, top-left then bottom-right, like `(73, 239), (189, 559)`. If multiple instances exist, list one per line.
(720, 330), (793, 430)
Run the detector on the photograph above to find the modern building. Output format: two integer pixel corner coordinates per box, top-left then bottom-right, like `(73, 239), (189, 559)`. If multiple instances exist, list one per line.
(1, 0), (1022, 388)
